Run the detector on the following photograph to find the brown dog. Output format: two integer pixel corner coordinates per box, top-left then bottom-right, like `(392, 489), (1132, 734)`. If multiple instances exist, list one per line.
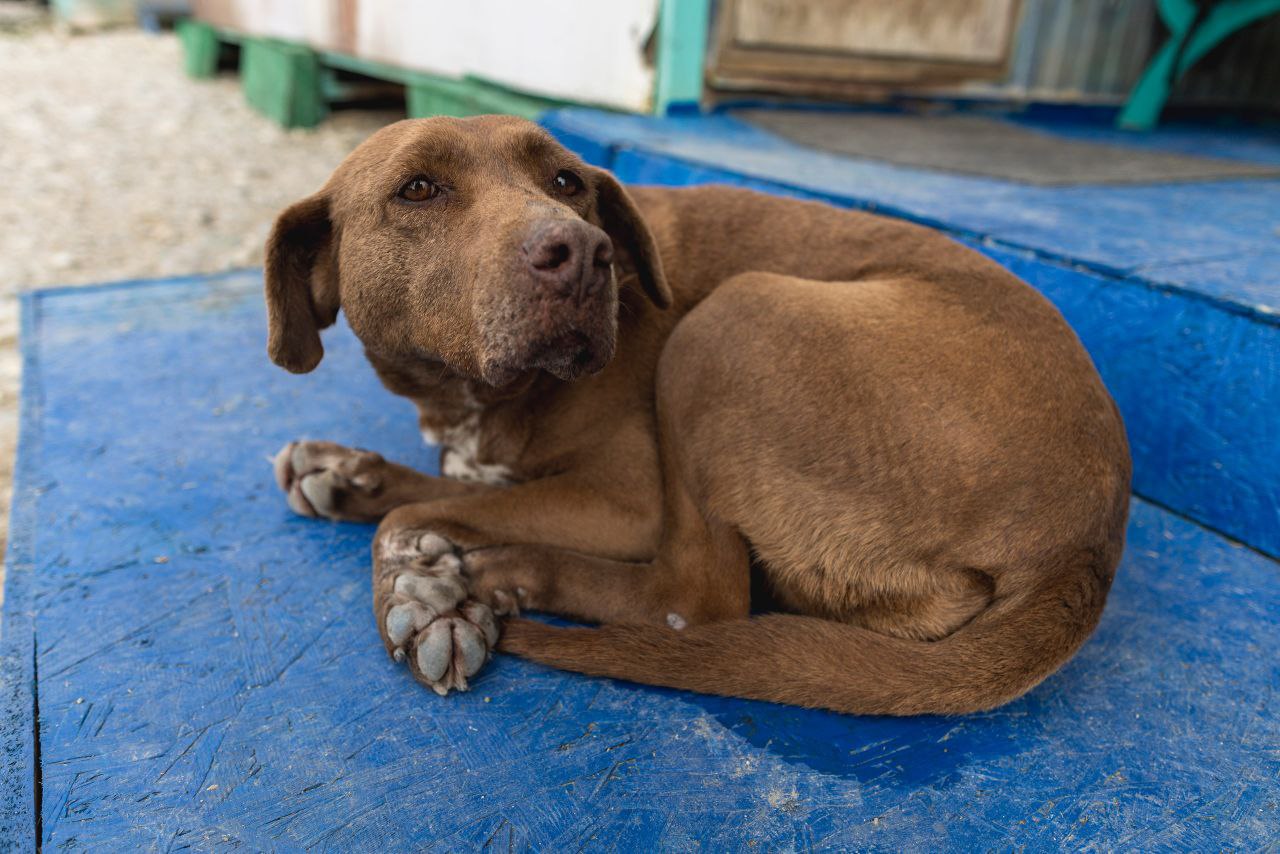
(266, 115), (1130, 715)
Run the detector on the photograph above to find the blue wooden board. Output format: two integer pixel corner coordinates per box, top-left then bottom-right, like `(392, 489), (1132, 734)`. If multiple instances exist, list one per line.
(1, 271), (1278, 851)
(540, 112), (1280, 559)
(978, 244), (1280, 559)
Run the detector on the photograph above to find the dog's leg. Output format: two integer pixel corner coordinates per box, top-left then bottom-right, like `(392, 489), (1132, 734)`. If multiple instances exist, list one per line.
(272, 440), (479, 522)
(374, 530), (751, 696)
(370, 475), (665, 694)
(463, 482), (752, 630)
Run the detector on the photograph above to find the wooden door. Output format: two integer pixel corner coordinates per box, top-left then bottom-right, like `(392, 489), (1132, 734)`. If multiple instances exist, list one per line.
(710, 0), (1021, 98)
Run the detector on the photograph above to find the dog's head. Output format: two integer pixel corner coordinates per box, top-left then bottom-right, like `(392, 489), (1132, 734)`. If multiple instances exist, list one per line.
(264, 115), (670, 386)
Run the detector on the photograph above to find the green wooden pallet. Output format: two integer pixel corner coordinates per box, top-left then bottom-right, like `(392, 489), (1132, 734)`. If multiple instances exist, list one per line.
(177, 19), (570, 127)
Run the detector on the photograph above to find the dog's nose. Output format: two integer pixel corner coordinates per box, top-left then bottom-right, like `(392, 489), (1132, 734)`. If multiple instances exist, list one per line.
(523, 220), (613, 300)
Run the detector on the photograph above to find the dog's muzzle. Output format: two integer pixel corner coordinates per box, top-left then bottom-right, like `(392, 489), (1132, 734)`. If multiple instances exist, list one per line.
(477, 219), (620, 386)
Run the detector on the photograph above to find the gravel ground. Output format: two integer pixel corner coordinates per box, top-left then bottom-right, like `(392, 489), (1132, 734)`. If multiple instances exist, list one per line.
(0, 5), (400, 589)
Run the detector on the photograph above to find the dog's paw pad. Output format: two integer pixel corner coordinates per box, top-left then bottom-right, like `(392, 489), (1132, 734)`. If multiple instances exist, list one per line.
(411, 608), (494, 694)
(379, 529), (455, 562)
(393, 571), (467, 610)
(272, 441), (387, 521)
(392, 600), (498, 695)
(386, 601), (432, 648)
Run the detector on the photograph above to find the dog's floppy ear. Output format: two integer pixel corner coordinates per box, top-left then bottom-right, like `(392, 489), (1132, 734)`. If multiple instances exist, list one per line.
(264, 192), (340, 373)
(591, 168), (672, 309)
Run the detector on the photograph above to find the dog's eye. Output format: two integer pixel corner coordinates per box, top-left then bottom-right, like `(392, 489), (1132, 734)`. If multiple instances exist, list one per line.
(397, 176), (439, 202)
(552, 169), (584, 197)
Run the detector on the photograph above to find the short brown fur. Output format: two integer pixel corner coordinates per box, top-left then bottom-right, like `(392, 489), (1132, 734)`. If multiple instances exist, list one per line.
(265, 116), (1131, 715)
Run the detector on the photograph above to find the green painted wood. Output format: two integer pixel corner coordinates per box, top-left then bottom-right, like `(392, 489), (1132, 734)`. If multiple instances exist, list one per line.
(318, 50), (418, 86)
(241, 37), (327, 129)
(176, 19), (220, 80)
(654, 0), (712, 114)
(1118, 0), (1280, 129)
(182, 28), (565, 127)
(456, 76), (565, 119)
(321, 55), (483, 119)
(407, 78), (479, 119)
(407, 76), (562, 120)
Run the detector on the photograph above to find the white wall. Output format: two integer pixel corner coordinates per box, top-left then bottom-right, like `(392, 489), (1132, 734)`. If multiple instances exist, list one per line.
(352, 0), (659, 111)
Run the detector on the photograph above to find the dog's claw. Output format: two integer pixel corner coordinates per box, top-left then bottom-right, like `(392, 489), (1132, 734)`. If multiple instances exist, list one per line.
(490, 588), (522, 618)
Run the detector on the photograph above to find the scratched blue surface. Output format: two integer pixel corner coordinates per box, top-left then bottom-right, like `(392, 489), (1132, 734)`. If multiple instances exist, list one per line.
(0, 271), (1278, 851)
(541, 111), (1280, 559)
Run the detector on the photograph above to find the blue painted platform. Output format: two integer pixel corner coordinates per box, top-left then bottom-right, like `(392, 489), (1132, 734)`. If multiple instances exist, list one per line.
(2, 272), (1278, 850)
(541, 108), (1280, 559)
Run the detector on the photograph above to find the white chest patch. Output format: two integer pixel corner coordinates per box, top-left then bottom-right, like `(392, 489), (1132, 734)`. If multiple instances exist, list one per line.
(421, 401), (514, 486)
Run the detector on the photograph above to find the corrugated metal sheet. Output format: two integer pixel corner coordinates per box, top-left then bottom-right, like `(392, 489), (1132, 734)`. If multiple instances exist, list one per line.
(968, 0), (1279, 108)
(967, 0), (1158, 102)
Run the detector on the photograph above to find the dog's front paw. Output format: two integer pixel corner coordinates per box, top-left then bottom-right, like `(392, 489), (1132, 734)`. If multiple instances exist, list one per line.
(375, 529), (499, 695)
(273, 441), (389, 522)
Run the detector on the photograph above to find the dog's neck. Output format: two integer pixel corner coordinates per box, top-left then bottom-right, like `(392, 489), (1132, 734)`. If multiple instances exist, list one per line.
(415, 374), (494, 446)
(413, 367), (548, 486)
(363, 347), (548, 486)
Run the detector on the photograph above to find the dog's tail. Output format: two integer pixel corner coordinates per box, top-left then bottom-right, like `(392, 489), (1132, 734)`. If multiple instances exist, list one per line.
(498, 555), (1113, 715)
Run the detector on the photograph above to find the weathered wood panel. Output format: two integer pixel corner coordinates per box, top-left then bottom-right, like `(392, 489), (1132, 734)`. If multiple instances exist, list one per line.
(733, 0), (1018, 64)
